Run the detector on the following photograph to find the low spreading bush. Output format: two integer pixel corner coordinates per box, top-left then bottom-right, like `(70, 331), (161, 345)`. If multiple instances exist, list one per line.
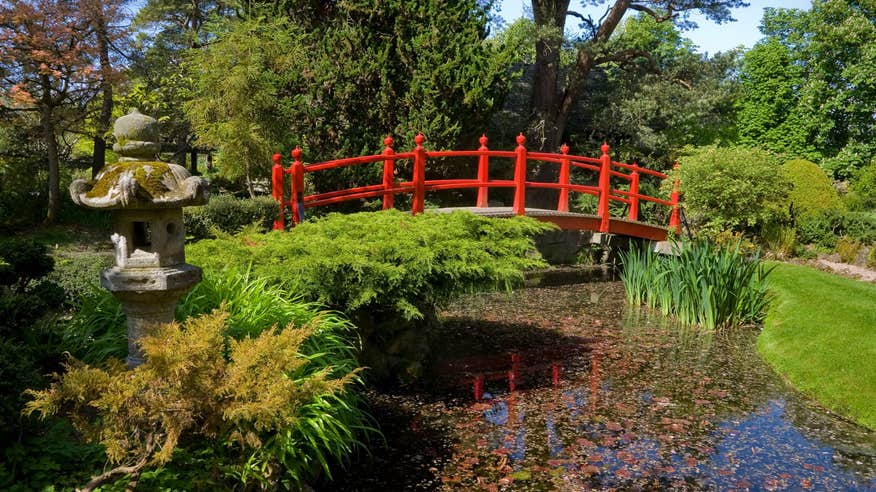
(676, 146), (788, 237)
(797, 209), (876, 248)
(184, 194), (278, 240)
(188, 210), (550, 320)
(620, 240), (773, 330)
(781, 159), (842, 220)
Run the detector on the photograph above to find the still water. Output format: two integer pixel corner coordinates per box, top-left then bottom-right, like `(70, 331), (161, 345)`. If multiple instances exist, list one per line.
(330, 275), (876, 490)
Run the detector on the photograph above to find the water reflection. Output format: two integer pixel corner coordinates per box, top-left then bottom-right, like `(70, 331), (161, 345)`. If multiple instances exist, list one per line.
(329, 279), (876, 491)
(442, 282), (876, 489)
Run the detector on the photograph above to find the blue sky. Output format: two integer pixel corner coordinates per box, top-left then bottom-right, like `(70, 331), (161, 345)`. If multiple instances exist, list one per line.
(497, 1), (812, 55)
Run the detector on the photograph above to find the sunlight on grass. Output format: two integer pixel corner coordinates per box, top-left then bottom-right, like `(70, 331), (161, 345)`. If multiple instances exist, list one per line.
(759, 263), (876, 430)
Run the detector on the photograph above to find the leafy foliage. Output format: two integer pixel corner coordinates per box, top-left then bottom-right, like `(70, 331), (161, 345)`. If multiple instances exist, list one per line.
(620, 240), (774, 330)
(187, 211), (551, 322)
(26, 308), (365, 490)
(184, 194), (278, 241)
(185, 1), (517, 194)
(676, 145), (788, 237)
(849, 160), (876, 211)
(737, 3), (876, 178)
(781, 159), (842, 221)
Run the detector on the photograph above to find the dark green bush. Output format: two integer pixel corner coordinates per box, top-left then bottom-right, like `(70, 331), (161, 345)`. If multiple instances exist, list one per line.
(48, 251), (113, 303)
(797, 209), (876, 248)
(184, 194), (278, 240)
(0, 238), (54, 289)
(781, 159), (842, 220)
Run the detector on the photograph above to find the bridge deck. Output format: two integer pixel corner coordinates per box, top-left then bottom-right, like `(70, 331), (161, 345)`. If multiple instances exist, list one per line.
(431, 207), (669, 242)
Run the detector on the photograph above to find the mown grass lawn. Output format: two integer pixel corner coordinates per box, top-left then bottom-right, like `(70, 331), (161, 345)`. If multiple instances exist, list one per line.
(759, 262), (876, 429)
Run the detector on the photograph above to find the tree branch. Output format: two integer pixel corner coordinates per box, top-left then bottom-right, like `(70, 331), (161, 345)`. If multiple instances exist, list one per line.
(594, 48), (659, 72)
(629, 3), (676, 22)
(76, 435), (155, 492)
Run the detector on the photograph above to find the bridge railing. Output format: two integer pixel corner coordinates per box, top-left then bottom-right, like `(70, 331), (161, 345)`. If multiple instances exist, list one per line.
(271, 132), (681, 234)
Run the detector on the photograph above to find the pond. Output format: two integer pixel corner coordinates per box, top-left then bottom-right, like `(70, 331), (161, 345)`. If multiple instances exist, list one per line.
(326, 272), (876, 490)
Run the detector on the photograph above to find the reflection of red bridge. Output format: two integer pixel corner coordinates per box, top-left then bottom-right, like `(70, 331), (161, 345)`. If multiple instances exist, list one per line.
(271, 133), (680, 241)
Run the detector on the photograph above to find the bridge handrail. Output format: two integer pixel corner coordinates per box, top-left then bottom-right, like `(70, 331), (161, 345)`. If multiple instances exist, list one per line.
(271, 133), (681, 235)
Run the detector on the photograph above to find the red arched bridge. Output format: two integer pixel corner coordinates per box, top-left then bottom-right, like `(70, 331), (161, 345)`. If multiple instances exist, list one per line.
(271, 133), (680, 242)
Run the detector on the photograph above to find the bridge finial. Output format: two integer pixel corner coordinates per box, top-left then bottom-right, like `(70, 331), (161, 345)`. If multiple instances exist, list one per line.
(479, 134), (488, 147)
(272, 153), (281, 165)
(516, 133), (526, 146)
(560, 143), (569, 155)
(601, 142), (610, 155)
(384, 135), (393, 148)
(414, 133), (425, 146)
(291, 146), (302, 163)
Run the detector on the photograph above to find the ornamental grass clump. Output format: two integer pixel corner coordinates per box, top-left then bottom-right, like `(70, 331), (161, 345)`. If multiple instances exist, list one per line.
(620, 241), (773, 330)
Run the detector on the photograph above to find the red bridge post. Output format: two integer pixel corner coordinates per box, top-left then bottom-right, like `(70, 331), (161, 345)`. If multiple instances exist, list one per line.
(557, 143), (570, 212)
(669, 162), (681, 234)
(412, 133), (426, 215)
(598, 142), (611, 232)
(289, 147), (305, 225)
(629, 163), (640, 222)
(476, 134), (489, 208)
(382, 136), (395, 210)
(513, 133), (527, 216)
(271, 153), (285, 230)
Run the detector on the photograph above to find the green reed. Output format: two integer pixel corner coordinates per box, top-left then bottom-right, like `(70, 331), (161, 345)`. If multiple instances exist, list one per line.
(620, 240), (773, 330)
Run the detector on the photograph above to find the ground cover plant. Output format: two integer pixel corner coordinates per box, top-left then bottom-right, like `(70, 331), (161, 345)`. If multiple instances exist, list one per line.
(619, 240), (773, 330)
(187, 210), (552, 381)
(759, 262), (876, 430)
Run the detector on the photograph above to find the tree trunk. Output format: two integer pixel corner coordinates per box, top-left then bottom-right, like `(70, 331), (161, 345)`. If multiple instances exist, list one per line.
(529, 0), (569, 153)
(189, 148), (197, 174)
(92, 7), (113, 179)
(528, 0), (631, 208)
(41, 100), (61, 224)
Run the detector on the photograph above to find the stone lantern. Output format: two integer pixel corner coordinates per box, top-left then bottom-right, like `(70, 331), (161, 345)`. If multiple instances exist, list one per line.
(69, 109), (209, 367)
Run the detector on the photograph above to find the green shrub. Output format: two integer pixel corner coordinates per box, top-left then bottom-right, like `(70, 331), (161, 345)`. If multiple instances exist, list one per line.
(868, 247), (876, 268)
(797, 209), (876, 248)
(835, 236), (862, 264)
(0, 238), (54, 289)
(188, 211), (551, 321)
(184, 194), (278, 240)
(677, 146), (788, 237)
(620, 240), (773, 330)
(781, 159), (842, 220)
(48, 251), (113, 303)
(850, 160), (876, 210)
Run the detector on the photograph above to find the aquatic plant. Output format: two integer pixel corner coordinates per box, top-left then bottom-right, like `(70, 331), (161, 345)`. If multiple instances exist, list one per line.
(620, 240), (773, 330)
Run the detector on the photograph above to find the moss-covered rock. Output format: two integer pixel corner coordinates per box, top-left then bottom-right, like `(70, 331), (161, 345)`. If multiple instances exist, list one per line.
(781, 159), (843, 221)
